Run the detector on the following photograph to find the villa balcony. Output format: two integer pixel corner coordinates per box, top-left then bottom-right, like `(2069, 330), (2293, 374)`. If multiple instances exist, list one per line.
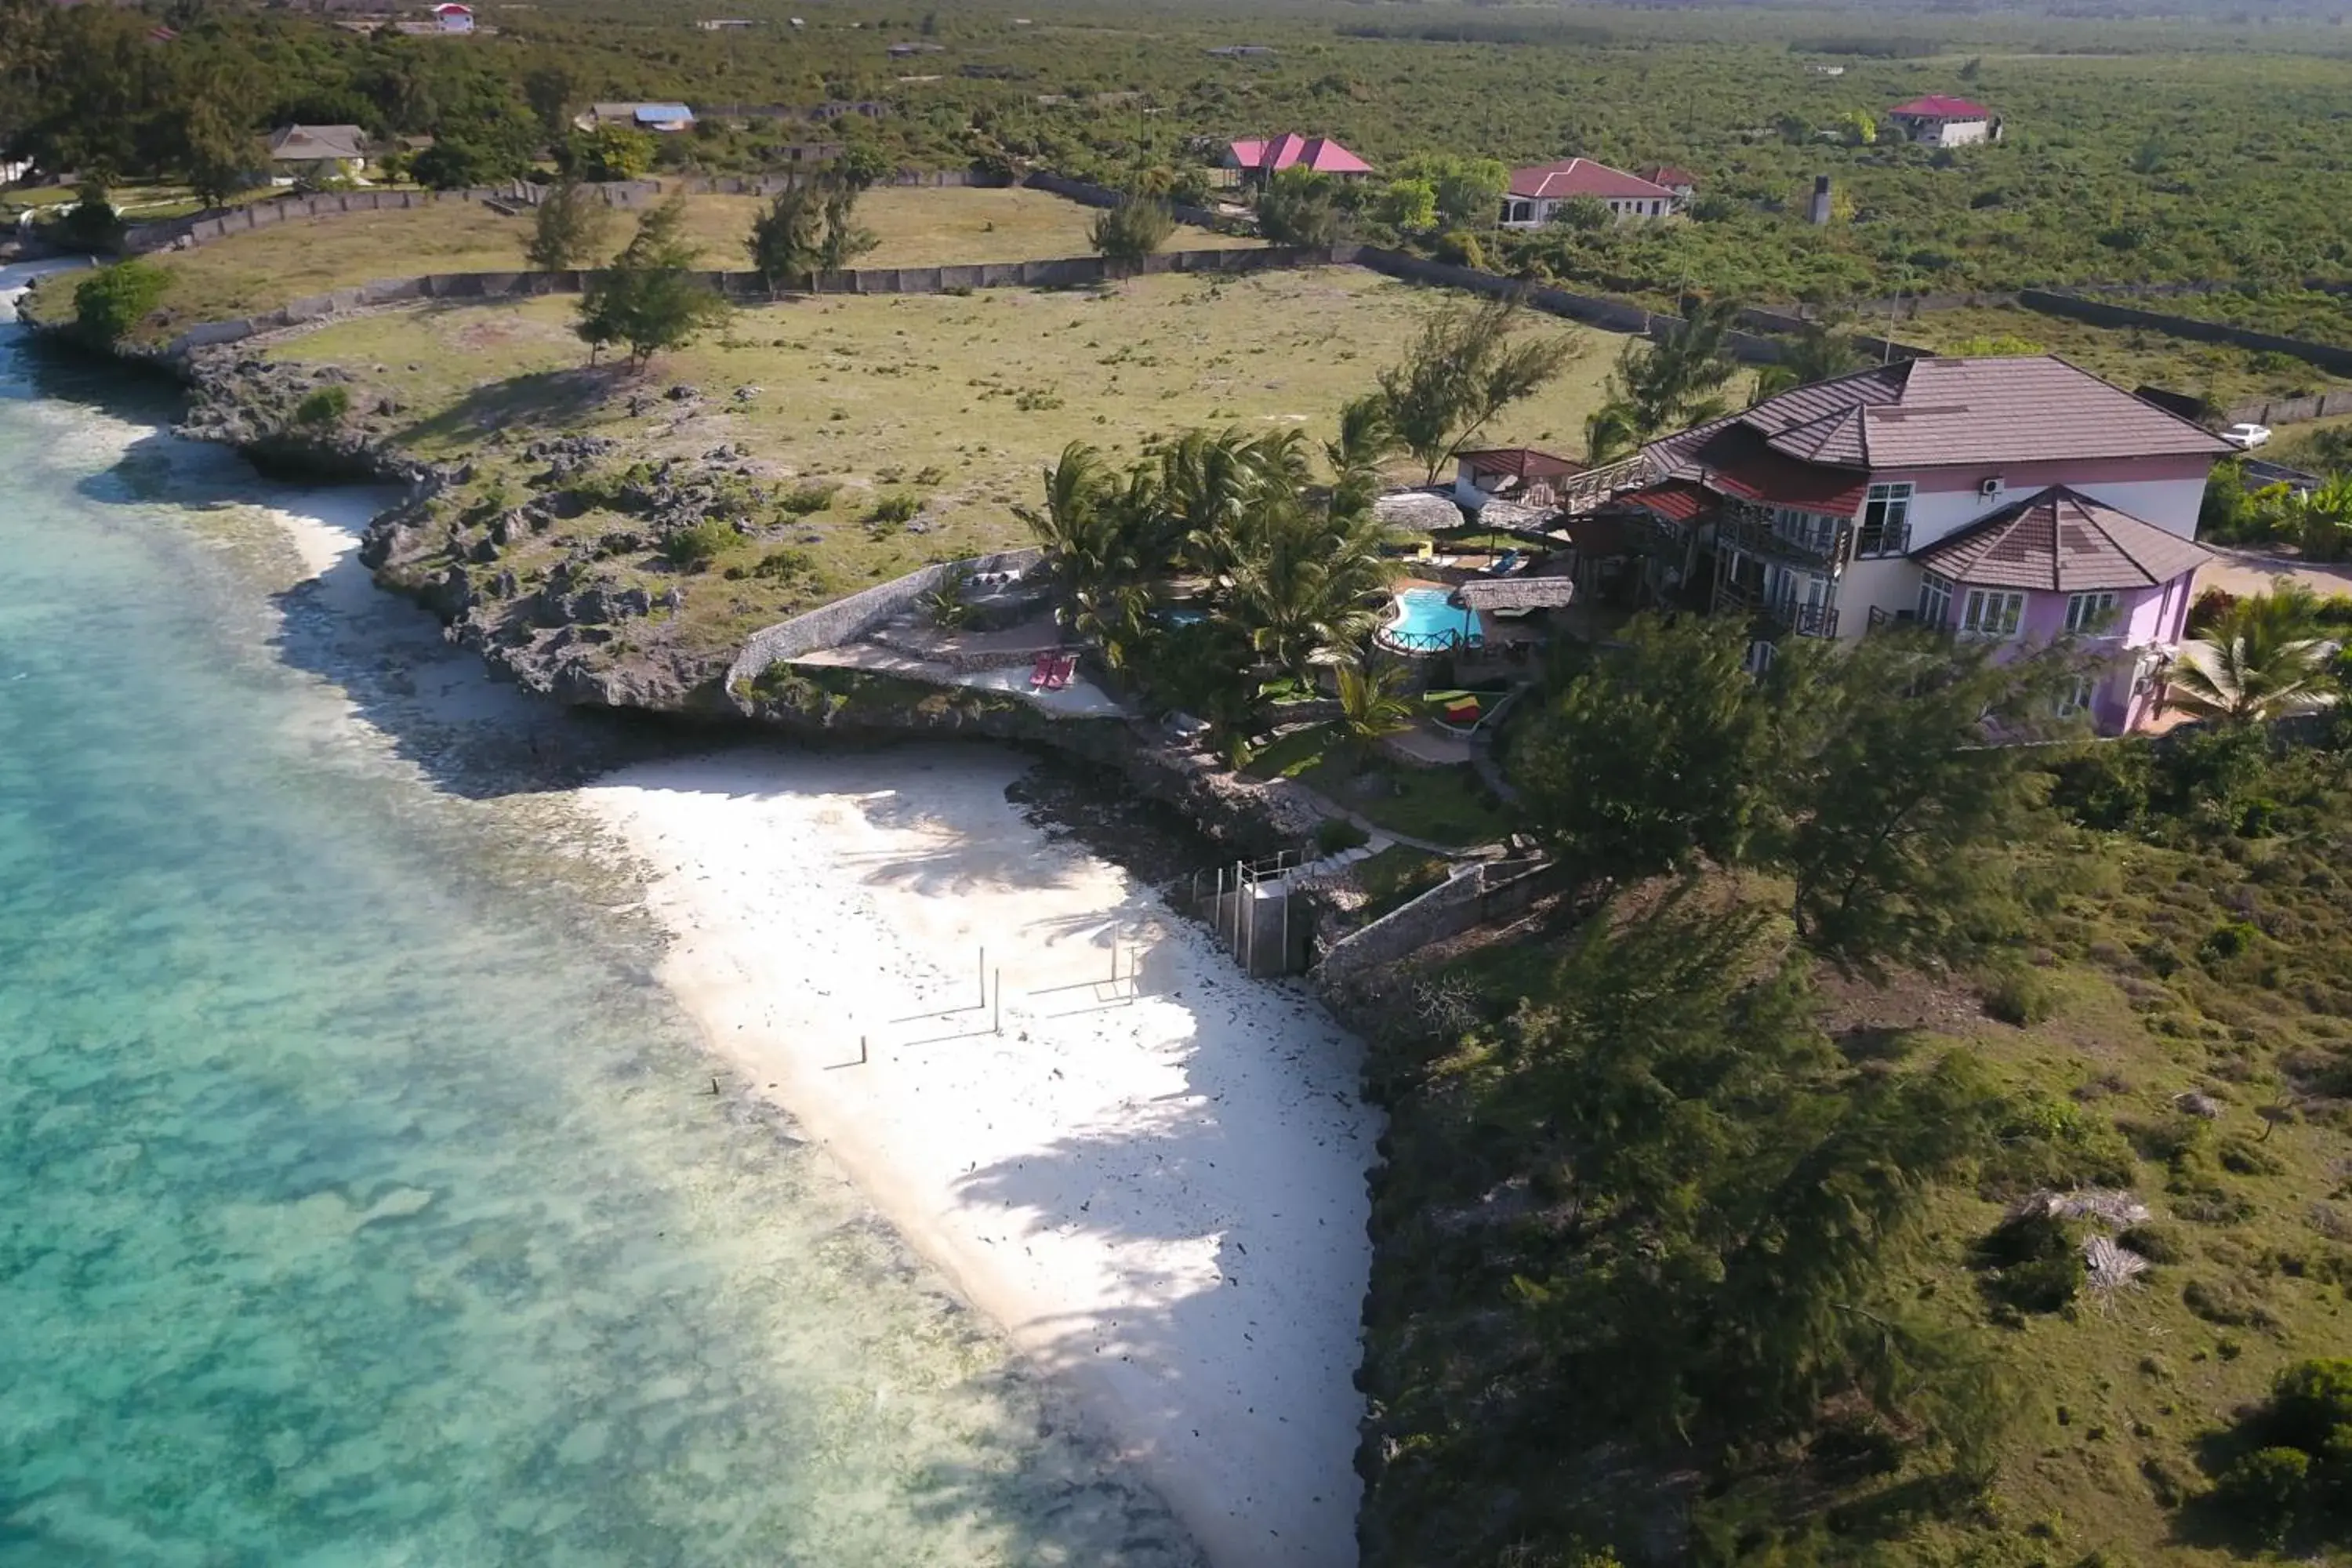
(1719, 579), (1840, 639)
(1716, 508), (1842, 570)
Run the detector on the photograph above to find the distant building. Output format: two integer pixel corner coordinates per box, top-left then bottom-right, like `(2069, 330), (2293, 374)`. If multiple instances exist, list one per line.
(1888, 95), (1995, 147)
(1221, 132), (1373, 184)
(1501, 158), (1676, 227)
(1638, 165), (1699, 209)
(887, 40), (943, 56)
(267, 123), (369, 174)
(696, 17), (756, 27)
(1205, 44), (1275, 58)
(579, 102), (697, 133)
(430, 2), (472, 32)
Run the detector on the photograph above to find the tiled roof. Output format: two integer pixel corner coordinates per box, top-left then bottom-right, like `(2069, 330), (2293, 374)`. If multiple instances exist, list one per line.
(1652, 356), (2233, 473)
(1639, 165), (1698, 188)
(1890, 95), (1990, 119)
(267, 124), (367, 162)
(1506, 158), (1674, 201)
(1650, 423), (1871, 512)
(1458, 447), (1584, 480)
(1910, 486), (2212, 592)
(1227, 133), (1373, 175)
(1601, 478), (1712, 523)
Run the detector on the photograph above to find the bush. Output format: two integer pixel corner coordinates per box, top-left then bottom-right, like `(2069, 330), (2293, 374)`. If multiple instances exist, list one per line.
(1976, 1208), (2083, 1313)
(2200, 920), (2259, 964)
(661, 519), (737, 569)
(293, 384), (350, 425)
(2215, 1446), (2309, 1535)
(867, 491), (920, 527)
(2267, 1358), (2352, 1453)
(1434, 229), (1488, 270)
(2118, 1221), (2187, 1264)
(779, 481), (840, 516)
(1316, 817), (1373, 855)
(1984, 963), (2060, 1026)
(750, 545), (814, 580)
(72, 260), (171, 346)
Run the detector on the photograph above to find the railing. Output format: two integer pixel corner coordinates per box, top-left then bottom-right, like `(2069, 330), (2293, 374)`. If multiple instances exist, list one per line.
(1718, 508), (1842, 568)
(1555, 451), (1657, 514)
(1719, 579), (1839, 639)
(1375, 626), (1486, 655)
(1851, 520), (1912, 559)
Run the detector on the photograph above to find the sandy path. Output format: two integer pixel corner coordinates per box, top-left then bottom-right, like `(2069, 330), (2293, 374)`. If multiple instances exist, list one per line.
(582, 748), (1379, 1568)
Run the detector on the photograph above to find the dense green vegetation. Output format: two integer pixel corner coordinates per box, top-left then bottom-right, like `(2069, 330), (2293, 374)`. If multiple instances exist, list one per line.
(1350, 608), (2352, 1566)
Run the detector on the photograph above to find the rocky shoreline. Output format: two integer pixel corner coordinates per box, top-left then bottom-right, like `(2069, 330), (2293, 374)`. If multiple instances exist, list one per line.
(16, 301), (1327, 858)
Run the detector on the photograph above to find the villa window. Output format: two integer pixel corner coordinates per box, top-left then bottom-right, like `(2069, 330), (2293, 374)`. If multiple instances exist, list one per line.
(2056, 674), (2097, 718)
(1856, 482), (1913, 557)
(1773, 506), (1837, 554)
(1958, 587), (2026, 639)
(1917, 571), (1953, 628)
(2064, 590), (2119, 634)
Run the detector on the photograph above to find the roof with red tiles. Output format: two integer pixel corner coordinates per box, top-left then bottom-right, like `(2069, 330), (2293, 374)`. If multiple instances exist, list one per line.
(1600, 478), (1712, 524)
(1506, 158), (1675, 202)
(1639, 165), (1699, 189)
(1647, 356), (2232, 475)
(1650, 423), (1872, 512)
(1458, 447), (1585, 481)
(1226, 133), (1374, 175)
(1911, 486), (2212, 592)
(1889, 95), (1991, 120)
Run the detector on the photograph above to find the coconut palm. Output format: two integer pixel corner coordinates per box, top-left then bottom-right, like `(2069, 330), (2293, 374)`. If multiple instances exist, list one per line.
(1017, 443), (1159, 664)
(1334, 656), (1419, 761)
(1228, 490), (1391, 684)
(2166, 590), (2335, 724)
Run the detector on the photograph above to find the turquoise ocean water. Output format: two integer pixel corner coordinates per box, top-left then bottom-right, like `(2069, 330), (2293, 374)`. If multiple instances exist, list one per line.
(0, 270), (1190, 1567)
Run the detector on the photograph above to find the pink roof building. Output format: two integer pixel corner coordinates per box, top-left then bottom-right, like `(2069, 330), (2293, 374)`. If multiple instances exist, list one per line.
(1888, 95), (1996, 146)
(1222, 133), (1374, 180)
(1501, 158), (1677, 227)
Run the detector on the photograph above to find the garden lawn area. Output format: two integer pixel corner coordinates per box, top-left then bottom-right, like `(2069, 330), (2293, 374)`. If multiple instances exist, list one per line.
(1245, 721), (1517, 848)
(1905, 303), (2352, 410)
(254, 268), (1628, 650)
(83, 185), (1258, 345)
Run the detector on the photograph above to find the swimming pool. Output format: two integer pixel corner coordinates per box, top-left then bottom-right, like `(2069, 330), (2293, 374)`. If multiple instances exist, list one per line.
(1379, 587), (1482, 652)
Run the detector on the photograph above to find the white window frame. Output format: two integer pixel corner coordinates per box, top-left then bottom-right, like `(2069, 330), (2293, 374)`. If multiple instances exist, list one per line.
(1959, 587), (2026, 639)
(2063, 590), (2118, 635)
(1917, 571), (1953, 628)
(1856, 482), (1913, 558)
(2056, 673), (2097, 718)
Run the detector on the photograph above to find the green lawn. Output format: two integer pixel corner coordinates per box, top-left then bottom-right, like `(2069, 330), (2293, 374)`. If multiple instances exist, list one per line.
(1246, 721), (1517, 848)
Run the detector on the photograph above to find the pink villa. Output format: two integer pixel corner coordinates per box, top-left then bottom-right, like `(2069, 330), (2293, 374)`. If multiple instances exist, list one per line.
(1220, 133), (1374, 184)
(1599, 355), (2233, 734)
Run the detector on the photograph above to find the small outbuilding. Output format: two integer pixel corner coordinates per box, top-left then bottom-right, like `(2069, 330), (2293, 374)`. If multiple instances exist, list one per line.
(267, 124), (369, 174)
(1888, 95), (1997, 147)
(430, 2), (473, 32)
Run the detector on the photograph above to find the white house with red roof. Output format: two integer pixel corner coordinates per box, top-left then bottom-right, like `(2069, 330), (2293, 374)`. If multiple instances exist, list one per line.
(1500, 158), (1677, 227)
(430, 2), (474, 31)
(1221, 133), (1374, 184)
(1599, 356), (2233, 732)
(1888, 94), (1994, 146)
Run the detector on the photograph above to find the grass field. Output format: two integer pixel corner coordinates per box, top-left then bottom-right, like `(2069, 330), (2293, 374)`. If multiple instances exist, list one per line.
(265, 267), (1624, 655)
(1905, 304), (2351, 411)
(93, 187), (1257, 344)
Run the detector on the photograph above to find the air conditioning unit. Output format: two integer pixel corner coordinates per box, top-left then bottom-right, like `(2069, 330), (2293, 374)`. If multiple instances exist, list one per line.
(1979, 476), (2005, 499)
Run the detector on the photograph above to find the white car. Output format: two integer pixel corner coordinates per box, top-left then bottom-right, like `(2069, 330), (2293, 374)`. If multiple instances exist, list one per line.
(2220, 422), (2274, 450)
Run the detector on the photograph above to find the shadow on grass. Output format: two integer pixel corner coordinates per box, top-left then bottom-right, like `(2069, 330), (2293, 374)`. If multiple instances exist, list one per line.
(397, 364), (626, 450)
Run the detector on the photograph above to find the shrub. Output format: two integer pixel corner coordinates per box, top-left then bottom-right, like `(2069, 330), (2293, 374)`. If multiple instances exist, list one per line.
(750, 545), (814, 580)
(779, 481), (840, 516)
(661, 519), (736, 569)
(293, 384), (350, 425)
(72, 260), (171, 346)
(1984, 962), (2061, 1026)
(2214, 1446), (2309, 1535)
(2118, 1221), (2187, 1264)
(1316, 817), (1373, 855)
(2267, 1358), (2352, 1452)
(1976, 1207), (2083, 1313)
(1434, 229), (1488, 269)
(867, 491), (920, 528)
(2200, 920), (2259, 964)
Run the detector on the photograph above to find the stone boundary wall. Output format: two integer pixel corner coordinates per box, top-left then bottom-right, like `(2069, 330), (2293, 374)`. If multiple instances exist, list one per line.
(724, 546), (1046, 698)
(119, 169), (1007, 254)
(143, 245), (1338, 358)
(2020, 288), (2352, 379)
(1315, 855), (1550, 978)
(2223, 387), (2352, 427)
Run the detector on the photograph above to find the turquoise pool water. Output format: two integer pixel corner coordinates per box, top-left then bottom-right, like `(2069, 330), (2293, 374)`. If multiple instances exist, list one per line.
(1383, 587), (1480, 648)
(0, 267), (1189, 1566)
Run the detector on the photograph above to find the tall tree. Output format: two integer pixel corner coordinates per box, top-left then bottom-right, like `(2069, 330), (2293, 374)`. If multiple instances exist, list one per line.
(1596, 295), (1746, 446)
(1377, 296), (1581, 483)
(1256, 166), (1342, 246)
(523, 179), (612, 271)
(745, 176), (823, 293)
(178, 95), (266, 209)
(1751, 321), (1866, 401)
(575, 194), (728, 369)
(521, 61), (576, 143)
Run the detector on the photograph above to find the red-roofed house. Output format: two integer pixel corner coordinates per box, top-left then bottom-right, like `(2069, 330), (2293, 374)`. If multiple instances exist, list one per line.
(1501, 159), (1676, 227)
(1889, 95), (1994, 147)
(1221, 133), (1374, 184)
(1453, 447), (1585, 510)
(1600, 355), (2232, 731)
(1638, 165), (1699, 208)
(430, 2), (474, 31)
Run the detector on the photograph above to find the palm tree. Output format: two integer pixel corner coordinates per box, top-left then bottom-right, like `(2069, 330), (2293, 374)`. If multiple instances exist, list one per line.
(1017, 443), (1158, 664)
(1228, 488), (1391, 684)
(2165, 590), (2336, 724)
(1334, 656), (1418, 762)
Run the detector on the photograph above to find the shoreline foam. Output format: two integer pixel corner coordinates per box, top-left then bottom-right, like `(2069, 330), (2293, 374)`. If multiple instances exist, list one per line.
(580, 749), (1379, 1568)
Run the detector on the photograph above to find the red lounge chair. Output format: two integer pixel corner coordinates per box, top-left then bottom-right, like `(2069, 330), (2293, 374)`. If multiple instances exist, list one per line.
(1028, 652), (1056, 688)
(1444, 699), (1481, 725)
(1044, 653), (1080, 691)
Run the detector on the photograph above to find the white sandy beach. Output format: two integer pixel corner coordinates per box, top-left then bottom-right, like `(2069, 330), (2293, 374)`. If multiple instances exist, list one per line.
(581, 747), (1379, 1568)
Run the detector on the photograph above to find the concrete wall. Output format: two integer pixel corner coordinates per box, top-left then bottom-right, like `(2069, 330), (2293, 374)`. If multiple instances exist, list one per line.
(2022, 289), (2352, 379)
(724, 546), (1045, 695)
(1315, 857), (1549, 978)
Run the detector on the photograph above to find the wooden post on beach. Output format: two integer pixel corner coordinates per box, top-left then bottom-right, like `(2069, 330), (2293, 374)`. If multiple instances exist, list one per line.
(860, 1034), (868, 1065)
(978, 946), (986, 1010)
(993, 967), (1002, 1035)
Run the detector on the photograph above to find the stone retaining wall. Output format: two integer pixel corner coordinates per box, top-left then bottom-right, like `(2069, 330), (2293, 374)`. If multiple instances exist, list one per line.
(724, 546), (1045, 699)
(1315, 855), (1550, 978)
(2020, 288), (2352, 379)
